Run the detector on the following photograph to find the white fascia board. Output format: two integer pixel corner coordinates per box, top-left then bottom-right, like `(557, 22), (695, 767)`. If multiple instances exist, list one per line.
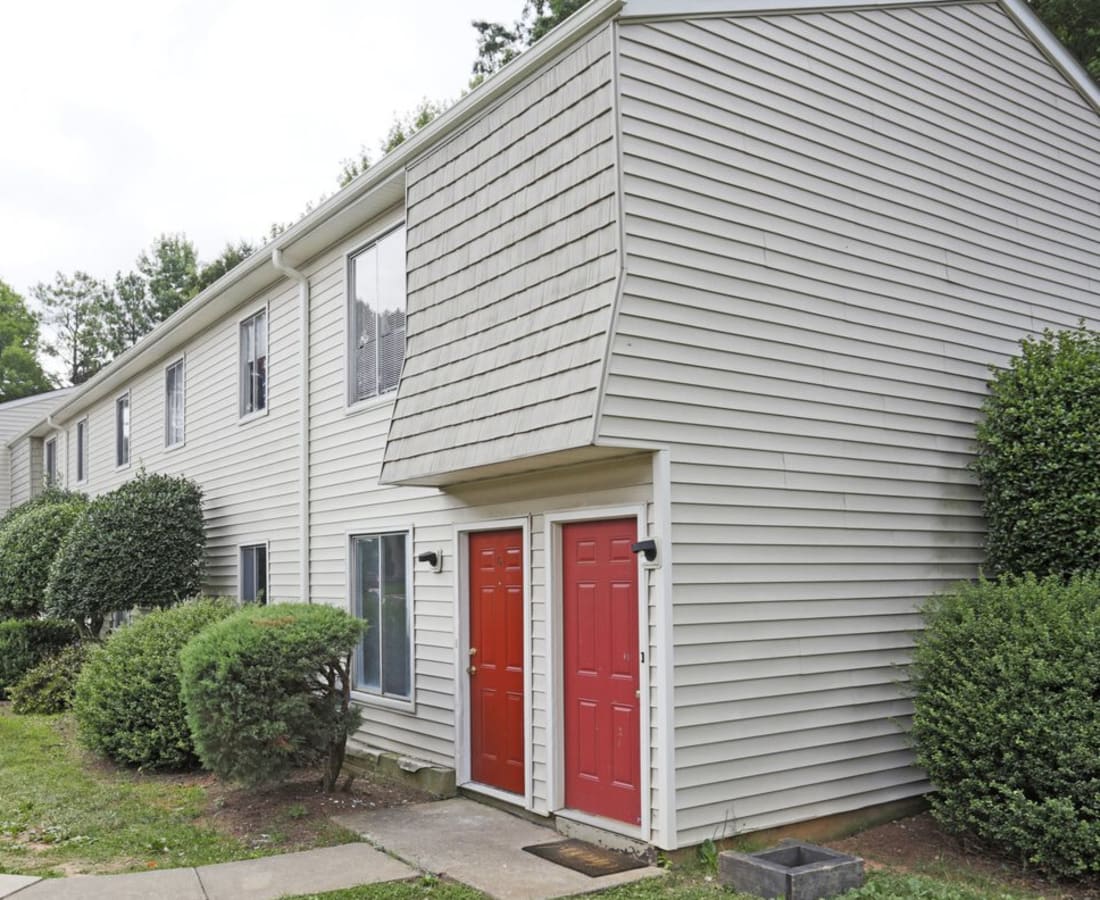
(35, 0), (625, 432)
(998, 0), (1100, 114)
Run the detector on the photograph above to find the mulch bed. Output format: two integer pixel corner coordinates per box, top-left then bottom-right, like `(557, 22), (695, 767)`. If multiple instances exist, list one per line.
(833, 813), (1100, 899)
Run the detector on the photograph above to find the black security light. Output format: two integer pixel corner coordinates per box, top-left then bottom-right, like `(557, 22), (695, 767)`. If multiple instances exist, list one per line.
(631, 539), (658, 563)
(417, 550), (440, 569)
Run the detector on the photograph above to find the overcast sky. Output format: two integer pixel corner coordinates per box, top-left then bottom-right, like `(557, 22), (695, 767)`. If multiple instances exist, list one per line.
(0, 0), (518, 304)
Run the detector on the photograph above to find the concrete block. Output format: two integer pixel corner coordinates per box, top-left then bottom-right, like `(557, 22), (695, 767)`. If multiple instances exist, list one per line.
(719, 840), (864, 900)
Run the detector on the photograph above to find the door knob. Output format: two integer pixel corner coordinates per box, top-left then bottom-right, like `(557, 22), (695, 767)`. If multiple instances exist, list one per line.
(467, 665), (477, 676)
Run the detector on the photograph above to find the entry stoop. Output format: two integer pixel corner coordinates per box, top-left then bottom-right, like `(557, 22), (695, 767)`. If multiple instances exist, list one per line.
(343, 737), (456, 798)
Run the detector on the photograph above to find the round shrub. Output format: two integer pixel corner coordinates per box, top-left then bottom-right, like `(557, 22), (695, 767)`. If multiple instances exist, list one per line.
(0, 485), (86, 533)
(46, 472), (206, 634)
(911, 574), (1100, 877)
(0, 618), (80, 699)
(973, 324), (1100, 577)
(73, 598), (235, 769)
(180, 603), (365, 789)
(0, 497), (87, 619)
(9, 643), (90, 715)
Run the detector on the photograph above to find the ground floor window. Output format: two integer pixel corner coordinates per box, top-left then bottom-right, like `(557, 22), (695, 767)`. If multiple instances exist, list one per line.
(351, 531), (411, 700)
(240, 544), (267, 604)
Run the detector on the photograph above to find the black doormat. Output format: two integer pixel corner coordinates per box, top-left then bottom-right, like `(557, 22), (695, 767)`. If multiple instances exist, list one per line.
(522, 838), (648, 878)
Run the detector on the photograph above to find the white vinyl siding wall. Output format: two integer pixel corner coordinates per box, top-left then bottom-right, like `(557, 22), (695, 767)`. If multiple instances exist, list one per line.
(602, 4), (1100, 845)
(51, 282), (302, 600)
(381, 28), (620, 484)
(302, 208), (658, 830)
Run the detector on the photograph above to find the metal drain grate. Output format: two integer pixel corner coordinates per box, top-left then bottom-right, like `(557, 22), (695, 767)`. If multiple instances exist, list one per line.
(522, 839), (648, 878)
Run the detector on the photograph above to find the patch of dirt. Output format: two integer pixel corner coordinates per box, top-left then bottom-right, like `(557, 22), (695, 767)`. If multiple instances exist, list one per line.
(194, 766), (432, 853)
(833, 813), (1100, 899)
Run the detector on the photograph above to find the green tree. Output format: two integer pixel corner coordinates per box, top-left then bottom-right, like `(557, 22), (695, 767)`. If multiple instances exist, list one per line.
(0, 280), (53, 402)
(34, 271), (111, 386)
(102, 270), (155, 357)
(1032, 0), (1100, 81)
(195, 240), (255, 293)
(473, 0), (591, 76)
(137, 233), (200, 322)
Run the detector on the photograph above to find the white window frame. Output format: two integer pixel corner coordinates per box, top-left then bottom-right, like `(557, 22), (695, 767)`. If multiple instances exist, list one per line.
(239, 306), (269, 421)
(44, 436), (57, 486)
(345, 222), (407, 410)
(115, 391), (131, 469)
(165, 357), (186, 449)
(75, 418), (89, 483)
(238, 541), (269, 605)
(347, 525), (415, 711)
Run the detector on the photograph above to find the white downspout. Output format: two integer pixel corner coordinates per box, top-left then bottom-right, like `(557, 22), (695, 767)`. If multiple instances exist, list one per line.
(271, 249), (311, 604)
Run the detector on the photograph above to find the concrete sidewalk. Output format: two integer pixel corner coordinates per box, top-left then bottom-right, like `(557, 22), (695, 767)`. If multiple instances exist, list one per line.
(0, 843), (415, 900)
(335, 797), (662, 900)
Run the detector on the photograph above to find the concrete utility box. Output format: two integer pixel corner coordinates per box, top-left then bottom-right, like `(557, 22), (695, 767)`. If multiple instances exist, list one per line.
(718, 840), (864, 899)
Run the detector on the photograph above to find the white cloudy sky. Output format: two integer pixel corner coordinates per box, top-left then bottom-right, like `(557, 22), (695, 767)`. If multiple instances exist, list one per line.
(0, 0), (518, 303)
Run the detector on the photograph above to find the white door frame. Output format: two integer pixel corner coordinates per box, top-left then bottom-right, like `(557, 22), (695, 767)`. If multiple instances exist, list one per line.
(545, 503), (652, 842)
(453, 517), (533, 810)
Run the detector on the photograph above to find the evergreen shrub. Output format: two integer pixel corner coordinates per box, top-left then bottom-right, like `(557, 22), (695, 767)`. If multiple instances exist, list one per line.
(9, 643), (90, 715)
(180, 603), (364, 790)
(0, 496), (87, 619)
(73, 598), (235, 769)
(973, 324), (1100, 576)
(46, 472), (205, 634)
(911, 574), (1100, 877)
(0, 618), (80, 699)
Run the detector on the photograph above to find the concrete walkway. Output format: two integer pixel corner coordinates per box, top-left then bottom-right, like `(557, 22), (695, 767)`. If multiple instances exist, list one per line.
(0, 798), (662, 900)
(334, 798), (662, 900)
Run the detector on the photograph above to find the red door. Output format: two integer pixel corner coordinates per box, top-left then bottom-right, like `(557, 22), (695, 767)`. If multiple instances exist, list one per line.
(562, 518), (641, 825)
(469, 529), (525, 795)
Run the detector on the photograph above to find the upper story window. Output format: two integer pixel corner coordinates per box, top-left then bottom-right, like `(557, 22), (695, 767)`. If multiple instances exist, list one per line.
(76, 419), (88, 483)
(165, 359), (185, 447)
(44, 437), (57, 486)
(115, 393), (131, 467)
(349, 225), (406, 404)
(240, 309), (267, 417)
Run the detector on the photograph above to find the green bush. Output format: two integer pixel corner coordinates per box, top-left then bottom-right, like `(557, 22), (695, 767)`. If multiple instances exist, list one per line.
(180, 603), (365, 789)
(46, 472), (206, 634)
(9, 643), (91, 714)
(973, 324), (1100, 577)
(0, 496), (87, 619)
(0, 618), (80, 699)
(911, 574), (1100, 877)
(0, 485), (86, 532)
(73, 598), (235, 769)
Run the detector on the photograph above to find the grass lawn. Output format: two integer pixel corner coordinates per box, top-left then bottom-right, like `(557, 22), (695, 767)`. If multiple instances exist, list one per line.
(0, 708), (360, 877)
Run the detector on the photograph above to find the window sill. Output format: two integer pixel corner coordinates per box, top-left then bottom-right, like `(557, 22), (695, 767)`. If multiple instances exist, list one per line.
(238, 406), (270, 426)
(165, 439), (186, 452)
(351, 689), (415, 715)
(344, 392), (396, 418)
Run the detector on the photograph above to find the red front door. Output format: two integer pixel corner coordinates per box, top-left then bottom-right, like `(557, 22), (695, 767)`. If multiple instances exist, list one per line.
(469, 529), (525, 795)
(562, 518), (641, 825)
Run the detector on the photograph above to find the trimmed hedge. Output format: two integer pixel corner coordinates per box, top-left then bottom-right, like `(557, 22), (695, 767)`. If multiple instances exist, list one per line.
(9, 643), (90, 715)
(0, 496), (87, 619)
(73, 598), (235, 769)
(0, 618), (80, 699)
(973, 324), (1100, 577)
(911, 574), (1100, 877)
(180, 603), (364, 789)
(0, 485), (86, 532)
(46, 472), (206, 634)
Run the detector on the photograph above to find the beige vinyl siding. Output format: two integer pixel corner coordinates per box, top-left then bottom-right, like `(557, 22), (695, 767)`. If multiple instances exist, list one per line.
(7, 436), (31, 509)
(0, 390), (73, 513)
(51, 282), (303, 600)
(381, 28), (620, 485)
(302, 212), (658, 829)
(603, 3), (1100, 845)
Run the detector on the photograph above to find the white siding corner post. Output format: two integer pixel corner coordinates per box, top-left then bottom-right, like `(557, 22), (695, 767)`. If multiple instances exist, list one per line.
(271, 248), (311, 603)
